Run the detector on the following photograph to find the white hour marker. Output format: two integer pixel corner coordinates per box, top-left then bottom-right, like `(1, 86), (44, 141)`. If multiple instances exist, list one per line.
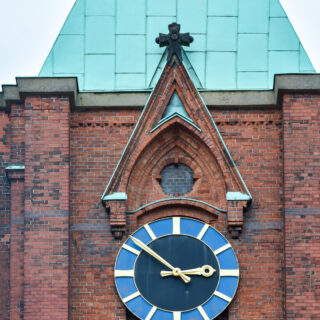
(220, 269), (239, 277)
(214, 290), (232, 303)
(213, 243), (231, 255)
(123, 243), (140, 256)
(123, 291), (140, 303)
(172, 217), (180, 234)
(144, 224), (156, 240)
(145, 306), (157, 320)
(197, 306), (210, 320)
(173, 311), (181, 320)
(197, 224), (209, 239)
(114, 270), (134, 277)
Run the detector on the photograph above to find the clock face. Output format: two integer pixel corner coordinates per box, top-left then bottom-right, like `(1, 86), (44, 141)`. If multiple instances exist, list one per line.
(114, 217), (239, 320)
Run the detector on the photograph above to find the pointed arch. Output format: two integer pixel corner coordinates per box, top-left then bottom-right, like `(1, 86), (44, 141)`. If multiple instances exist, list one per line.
(126, 121), (228, 212)
(102, 64), (251, 201)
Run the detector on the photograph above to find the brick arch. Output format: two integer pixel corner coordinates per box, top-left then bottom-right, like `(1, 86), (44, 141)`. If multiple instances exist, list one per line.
(126, 122), (228, 214)
(153, 147), (202, 178)
(136, 205), (219, 226)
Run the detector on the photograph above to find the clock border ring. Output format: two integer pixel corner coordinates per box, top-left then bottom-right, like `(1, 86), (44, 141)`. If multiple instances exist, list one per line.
(114, 217), (240, 320)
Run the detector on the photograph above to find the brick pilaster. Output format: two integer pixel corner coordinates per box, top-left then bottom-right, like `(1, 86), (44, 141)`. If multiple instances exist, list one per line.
(8, 103), (25, 320)
(0, 110), (11, 320)
(283, 94), (320, 319)
(8, 172), (24, 319)
(23, 97), (70, 319)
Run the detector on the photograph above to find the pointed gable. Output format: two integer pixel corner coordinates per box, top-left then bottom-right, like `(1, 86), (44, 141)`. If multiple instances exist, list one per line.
(39, 0), (315, 91)
(102, 61), (251, 206)
(102, 57), (252, 238)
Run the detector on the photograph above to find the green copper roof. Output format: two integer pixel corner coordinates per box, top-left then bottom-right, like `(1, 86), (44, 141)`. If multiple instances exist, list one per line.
(39, 0), (315, 91)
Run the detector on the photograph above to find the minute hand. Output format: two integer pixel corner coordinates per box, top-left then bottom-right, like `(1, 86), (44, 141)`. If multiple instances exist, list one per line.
(130, 236), (191, 283)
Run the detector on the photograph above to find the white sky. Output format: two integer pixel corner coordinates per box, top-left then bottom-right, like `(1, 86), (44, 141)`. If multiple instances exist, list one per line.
(0, 0), (319, 86)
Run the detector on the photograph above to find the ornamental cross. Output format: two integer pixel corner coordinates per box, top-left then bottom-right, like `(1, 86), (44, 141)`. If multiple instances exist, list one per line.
(156, 23), (193, 67)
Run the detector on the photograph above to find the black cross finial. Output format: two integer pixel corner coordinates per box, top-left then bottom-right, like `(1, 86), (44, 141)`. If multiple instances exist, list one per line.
(156, 23), (193, 67)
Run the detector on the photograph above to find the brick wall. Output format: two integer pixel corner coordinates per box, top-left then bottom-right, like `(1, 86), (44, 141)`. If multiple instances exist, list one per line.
(70, 110), (139, 319)
(283, 94), (320, 320)
(212, 109), (284, 320)
(1, 90), (319, 320)
(68, 106), (284, 320)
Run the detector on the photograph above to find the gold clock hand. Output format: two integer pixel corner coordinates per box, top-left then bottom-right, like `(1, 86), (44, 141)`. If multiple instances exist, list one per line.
(129, 236), (191, 283)
(161, 265), (216, 278)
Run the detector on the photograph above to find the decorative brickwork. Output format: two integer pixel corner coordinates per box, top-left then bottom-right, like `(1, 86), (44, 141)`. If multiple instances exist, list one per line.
(103, 64), (250, 240)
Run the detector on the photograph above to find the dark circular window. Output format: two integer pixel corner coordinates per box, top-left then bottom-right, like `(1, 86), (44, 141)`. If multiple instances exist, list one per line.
(160, 164), (194, 196)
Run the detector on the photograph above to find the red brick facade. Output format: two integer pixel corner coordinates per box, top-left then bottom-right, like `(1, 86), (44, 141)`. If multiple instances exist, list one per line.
(0, 65), (319, 320)
(283, 94), (320, 320)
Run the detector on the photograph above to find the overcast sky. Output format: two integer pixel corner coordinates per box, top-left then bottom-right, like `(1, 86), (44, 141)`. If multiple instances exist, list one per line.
(0, 0), (320, 86)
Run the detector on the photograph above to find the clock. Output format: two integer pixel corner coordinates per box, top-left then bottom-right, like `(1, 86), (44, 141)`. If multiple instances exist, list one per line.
(114, 217), (239, 320)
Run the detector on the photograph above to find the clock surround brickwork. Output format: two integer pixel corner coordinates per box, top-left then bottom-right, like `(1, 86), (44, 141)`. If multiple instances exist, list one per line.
(0, 71), (320, 319)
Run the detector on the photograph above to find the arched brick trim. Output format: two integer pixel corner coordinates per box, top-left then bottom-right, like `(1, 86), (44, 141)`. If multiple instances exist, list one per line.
(128, 198), (224, 215)
(103, 63), (251, 240)
(153, 148), (202, 179)
(136, 203), (220, 226)
(119, 116), (205, 191)
(103, 64), (250, 201)
(126, 122), (228, 212)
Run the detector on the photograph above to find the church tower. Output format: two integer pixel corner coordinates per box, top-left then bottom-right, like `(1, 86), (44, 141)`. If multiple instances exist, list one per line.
(0, 1), (319, 319)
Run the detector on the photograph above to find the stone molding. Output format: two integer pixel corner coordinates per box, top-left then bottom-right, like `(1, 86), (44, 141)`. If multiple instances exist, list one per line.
(2, 74), (320, 110)
(5, 164), (25, 181)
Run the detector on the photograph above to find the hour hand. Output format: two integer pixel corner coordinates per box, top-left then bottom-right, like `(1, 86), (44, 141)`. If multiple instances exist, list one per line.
(161, 265), (216, 278)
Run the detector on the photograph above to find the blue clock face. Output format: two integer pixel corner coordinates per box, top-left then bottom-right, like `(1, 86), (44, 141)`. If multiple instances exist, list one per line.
(114, 217), (239, 320)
